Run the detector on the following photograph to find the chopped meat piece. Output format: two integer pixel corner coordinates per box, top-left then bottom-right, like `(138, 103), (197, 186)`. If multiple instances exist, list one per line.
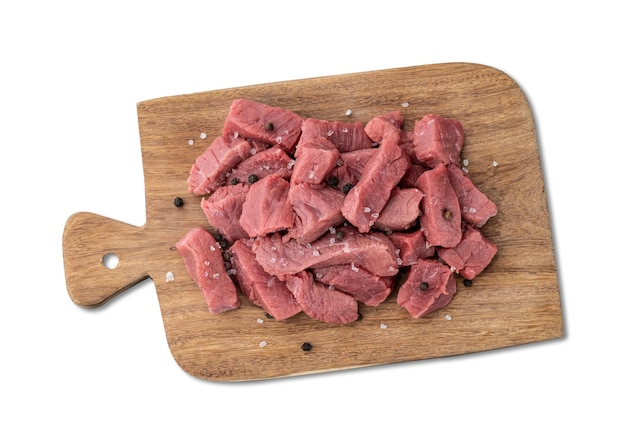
(387, 230), (435, 266)
(364, 110), (404, 144)
(342, 139), (410, 232)
(374, 187), (423, 231)
(188, 136), (261, 195)
(223, 99), (303, 153)
(299, 117), (373, 152)
(338, 148), (378, 181)
(446, 163), (498, 227)
(285, 183), (345, 245)
(252, 227), (400, 280)
(291, 137), (340, 185)
(399, 164), (426, 188)
(397, 258), (456, 318)
(285, 271), (359, 324)
(175, 227), (239, 313)
(437, 224), (498, 280)
(228, 147), (294, 184)
(201, 182), (249, 242)
(312, 265), (395, 307)
(240, 174), (294, 237)
(410, 114), (464, 167)
(415, 163), (462, 248)
(229, 239), (301, 320)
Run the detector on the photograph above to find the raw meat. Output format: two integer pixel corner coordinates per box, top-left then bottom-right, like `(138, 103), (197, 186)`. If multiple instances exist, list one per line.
(200, 182), (249, 243)
(415, 163), (463, 248)
(387, 230), (435, 266)
(252, 227), (400, 280)
(447, 163), (497, 227)
(223, 99), (303, 153)
(373, 187), (423, 231)
(312, 265), (395, 307)
(410, 114), (464, 167)
(240, 174), (294, 237)
(364, 110), (403, 144)
(188, 136), (260, 195)
(299, 117), (373, 152)
(175, 227), (239, 313)
(286, 183), (345, 245)
(229, 238), (301, 320)
(397, 258), (456, 318)
(228, 146), (294, 184)
(291, 137), (340, 185)
(437, 225), (498, 280)
(285, 271), (359, 324)
(342, 139), (410, 232)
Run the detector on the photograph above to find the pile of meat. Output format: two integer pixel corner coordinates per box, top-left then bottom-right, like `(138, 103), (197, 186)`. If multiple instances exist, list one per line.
(176, 99), (498, 323)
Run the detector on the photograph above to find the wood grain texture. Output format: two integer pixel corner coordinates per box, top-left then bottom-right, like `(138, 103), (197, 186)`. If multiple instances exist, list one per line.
(62, 63), (563, 381)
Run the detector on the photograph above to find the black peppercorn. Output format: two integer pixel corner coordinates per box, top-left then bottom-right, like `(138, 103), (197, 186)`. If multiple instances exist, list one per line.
(419, 282), (429, 291)
(264, 122), (274, 131)
(327, 176), (339, 187)
(173, 197), (184, 207)
(463, 279), (473, 288)
(443, 209), (453, 220)
(335, 230), (345, 240)
(230, 178), (239, 185)
(301, 342), (312, 352)
(248, 174), (259, 184)
(342, 183), (354, 194)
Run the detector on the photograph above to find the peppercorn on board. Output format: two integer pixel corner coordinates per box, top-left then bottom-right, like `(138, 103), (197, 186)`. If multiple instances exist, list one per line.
(62, 63), (563, 381)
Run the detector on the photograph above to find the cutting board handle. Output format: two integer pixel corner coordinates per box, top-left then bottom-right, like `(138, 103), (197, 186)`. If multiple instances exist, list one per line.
(63, 212), (150, 307)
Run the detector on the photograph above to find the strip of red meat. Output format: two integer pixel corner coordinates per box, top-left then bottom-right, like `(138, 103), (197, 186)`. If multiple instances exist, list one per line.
(228, 147), (294, 185)
(240, 174), (294, 237)
(291, 137), (340, 185)
(285, 183), (345, 245)
(188, 136), (263, 195)
(397, 258), (456, 318)
(387, 230), (436, 266)
(416, 163), (463, 248)
(437, 224), (498, 280)
(228, 238), (301, 321)
(299, 117), (373, 152)
(252, 226), (400, 281)
(285, 271), (359, 324)
(342, 139), (410, 232)
(364, 110), (403, 144)
(175, 227), (239, 313)
(373, 187), (423, 231)
(312, 265), (395, 307)
(410, 114), (464, 167)
(223, 99), (303, 153)
(446, 163), (498, 227)
(201, 182), (249, 243)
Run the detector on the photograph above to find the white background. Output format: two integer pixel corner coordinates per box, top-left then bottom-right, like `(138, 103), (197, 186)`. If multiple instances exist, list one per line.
(2, 1), (624, 442)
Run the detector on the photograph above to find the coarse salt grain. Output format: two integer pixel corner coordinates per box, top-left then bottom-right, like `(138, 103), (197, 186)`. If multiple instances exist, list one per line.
(463, 158), (470, 166)
(492, 160), (499, 167)
(212, 273), (220, 279)
(328, 285), (336, 291)
(345, 109), (352, 116)
(351, 262), (359, 272)
(256, 318), (264, 324)
(227, 268), (237, 276)
(200, 132), (207, 139)
(397, 258), (403, 265)
(329, 226), (336, 234)
(209, 245), (216, 251)
(444, 314), (452, 321)
(233, 131), (239, 139)
(165, 271), (174, 282)
(402, 102), (409, 108)
(259, 341), (267, 348)
(329, 237), (336, 245)
(188, 139), (194, 145)
(364, 207), (371, 213)
(327, 130), (334, 137)
(312, 249), (320, 257)
(380, 323), (388, 329)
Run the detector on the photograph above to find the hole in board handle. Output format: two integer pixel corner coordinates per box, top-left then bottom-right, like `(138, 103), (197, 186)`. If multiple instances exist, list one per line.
(102, 253), (119, 270)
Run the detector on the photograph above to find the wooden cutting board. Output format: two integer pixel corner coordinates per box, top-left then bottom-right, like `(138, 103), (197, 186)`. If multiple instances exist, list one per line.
(62, 63), (563, 381)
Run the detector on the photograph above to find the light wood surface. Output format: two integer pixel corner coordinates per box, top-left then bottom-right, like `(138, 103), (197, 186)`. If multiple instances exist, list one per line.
(62, 63), (563, 381)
